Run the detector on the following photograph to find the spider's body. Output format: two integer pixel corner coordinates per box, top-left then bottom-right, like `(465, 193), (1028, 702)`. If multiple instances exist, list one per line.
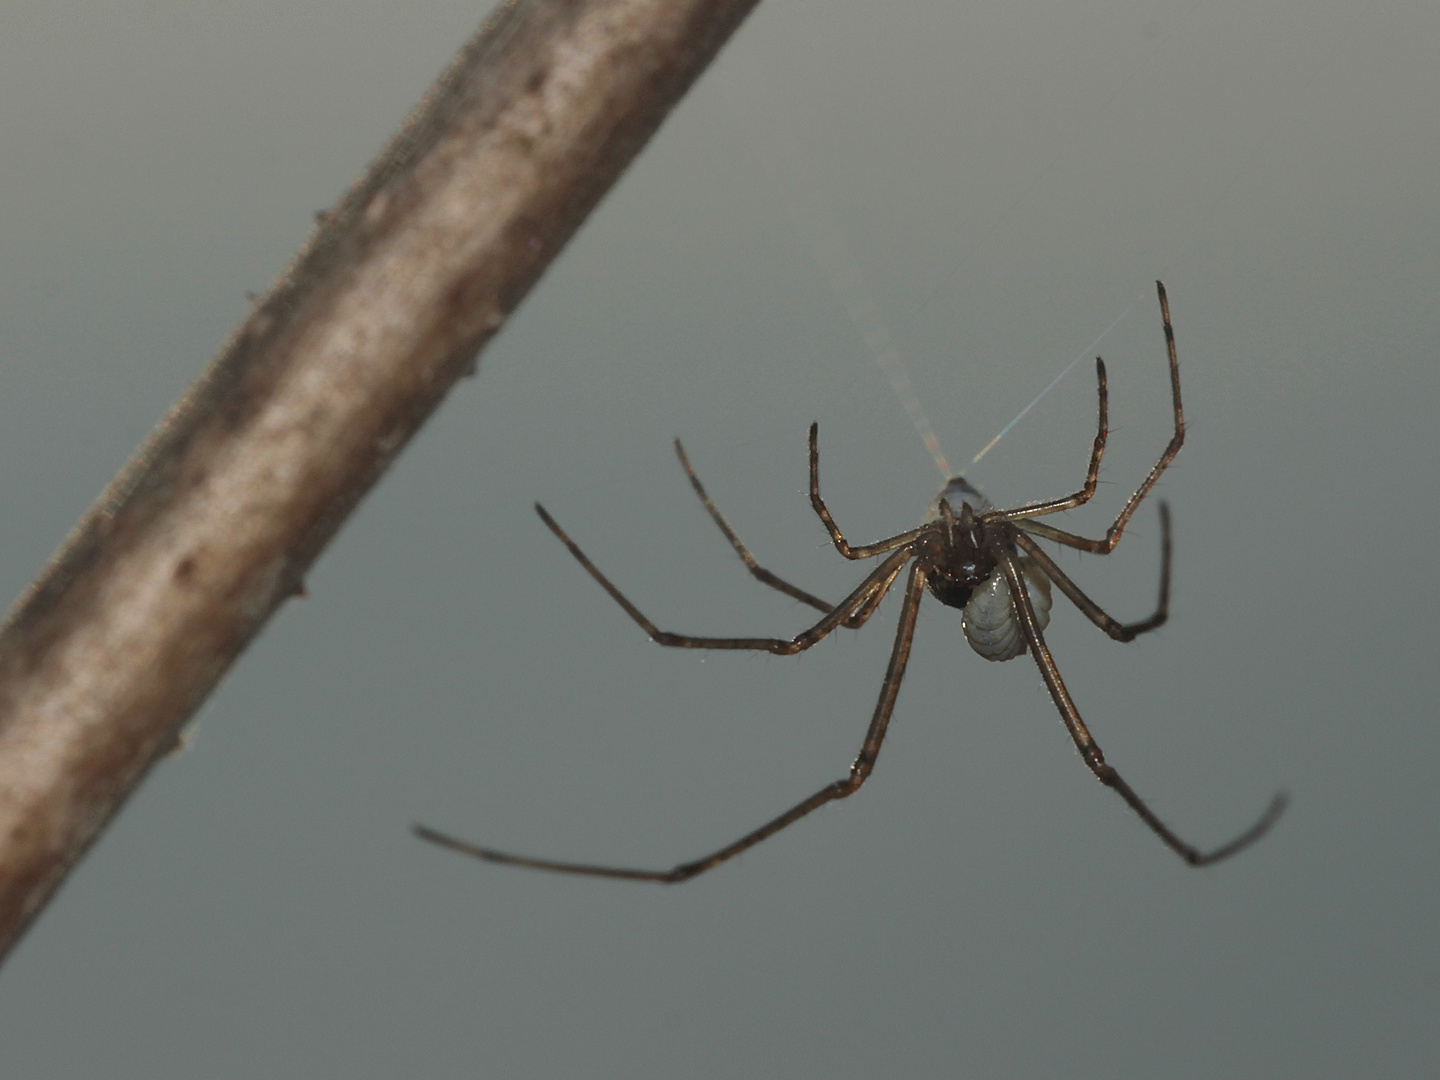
(417, 282), (1285, 882)
(919, 481), (996, 611)
(921, 478), (1054, 661)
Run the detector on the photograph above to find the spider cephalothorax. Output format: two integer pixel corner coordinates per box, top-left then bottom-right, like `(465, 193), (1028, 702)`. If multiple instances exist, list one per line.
(417, 282), (1285, 882)
(921, 488), (995, 610)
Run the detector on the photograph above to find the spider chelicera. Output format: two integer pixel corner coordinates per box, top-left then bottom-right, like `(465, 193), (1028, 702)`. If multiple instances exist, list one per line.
(416, 281), (1286, 881)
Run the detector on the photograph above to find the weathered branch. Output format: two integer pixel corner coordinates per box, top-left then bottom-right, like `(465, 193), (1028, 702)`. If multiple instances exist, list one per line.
(0, 0), (762, 963)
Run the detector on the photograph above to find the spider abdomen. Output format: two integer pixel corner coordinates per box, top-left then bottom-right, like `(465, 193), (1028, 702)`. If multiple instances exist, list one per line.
(962, 557), (1052, 662)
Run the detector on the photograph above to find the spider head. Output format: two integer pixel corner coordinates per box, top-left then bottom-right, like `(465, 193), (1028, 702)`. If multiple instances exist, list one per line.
(924, 493), (997, 610)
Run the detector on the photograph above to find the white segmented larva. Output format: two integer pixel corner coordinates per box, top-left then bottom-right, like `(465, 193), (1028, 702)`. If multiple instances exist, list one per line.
(962, 555), (1053, 662)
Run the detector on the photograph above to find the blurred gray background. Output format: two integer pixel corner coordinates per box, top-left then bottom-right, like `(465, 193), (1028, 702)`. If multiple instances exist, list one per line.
(2, 1), (1437, 1076)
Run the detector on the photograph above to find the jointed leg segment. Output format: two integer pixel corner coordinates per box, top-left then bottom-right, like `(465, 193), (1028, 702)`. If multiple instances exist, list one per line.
(1002, 282), (1185, 553)
(995, 356), (1110, 521)
(414, 563), (930, 883)
(808, 423), (927, 560)
(1000, 551), (1286, 866)
(673, 438), (835, 616)
(533, 503), (913, 656)
(1014, 505), (1172, 642)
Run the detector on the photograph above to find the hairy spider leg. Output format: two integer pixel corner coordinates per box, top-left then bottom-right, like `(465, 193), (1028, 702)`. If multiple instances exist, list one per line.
(986, 356), (1110, 521)
(673, 437), (834, 616)
(807, 423), (927, 560)
(532, 503), (912, 656)
(998, 549), (1286, 864)
(999, 282), (1183, 558)
(1012, 507), (1171, 643)
(673, 437), (905, 632)
(414, 562), (930, 882)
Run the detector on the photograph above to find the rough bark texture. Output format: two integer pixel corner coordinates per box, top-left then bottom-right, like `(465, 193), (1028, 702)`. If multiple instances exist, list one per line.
(0, 0), (762, 964)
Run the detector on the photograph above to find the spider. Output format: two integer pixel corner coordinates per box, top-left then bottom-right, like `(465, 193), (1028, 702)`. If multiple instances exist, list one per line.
(416, 281), (1286, 881)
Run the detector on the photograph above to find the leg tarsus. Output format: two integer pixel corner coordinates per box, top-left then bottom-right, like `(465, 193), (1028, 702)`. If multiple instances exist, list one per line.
(1096, 767), (1288, 867)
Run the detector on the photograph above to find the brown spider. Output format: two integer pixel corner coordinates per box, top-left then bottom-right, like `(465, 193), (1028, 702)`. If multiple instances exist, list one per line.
(416, 282), (1286, 881)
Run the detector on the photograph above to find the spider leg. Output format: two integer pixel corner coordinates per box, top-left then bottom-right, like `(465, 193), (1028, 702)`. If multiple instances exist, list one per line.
(1012, 504), (1170, 642)
(993, 356), (1109, 521)
(845, 559), (908, 627)
(1002, 282), (1184, 554)
(412, 563), (930, 882)
(999, 551), (1286, 866)
(535, 503), (913, 654)
(1012, 518), (1108, 551)
(673, 438), (834, 616)
(808, 423), (927, 560)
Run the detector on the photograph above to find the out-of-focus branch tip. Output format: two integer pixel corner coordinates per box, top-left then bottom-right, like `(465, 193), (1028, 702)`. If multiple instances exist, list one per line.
(0, 0), (763, 964)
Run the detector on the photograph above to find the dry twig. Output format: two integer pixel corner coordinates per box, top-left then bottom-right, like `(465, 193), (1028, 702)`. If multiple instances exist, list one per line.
(0, 0), (762, 963)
